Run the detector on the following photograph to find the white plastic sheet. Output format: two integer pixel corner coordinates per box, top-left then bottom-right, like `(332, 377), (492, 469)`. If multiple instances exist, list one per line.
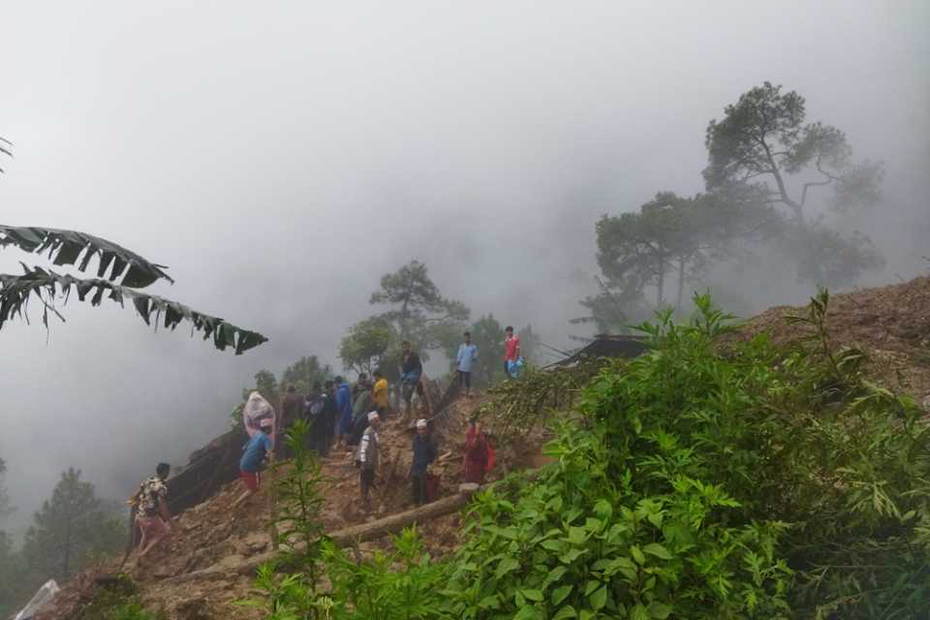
(14, 579), (60, 620)
(242, 391), (276, 442)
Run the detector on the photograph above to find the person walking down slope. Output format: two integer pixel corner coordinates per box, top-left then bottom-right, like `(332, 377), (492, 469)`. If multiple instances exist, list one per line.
(503, 325), (521, 380)
(401, 341), (423, 419)
(234, 418), (274, 507)
(411, 419), (438, 506)
(335, 376), (354, 449)
(455, 331), (479, 398)
(357, 412), (381, 512)
(136, 462), (172, 558)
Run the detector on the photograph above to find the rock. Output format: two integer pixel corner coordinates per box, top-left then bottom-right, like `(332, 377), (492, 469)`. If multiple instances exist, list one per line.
(175, 596), (211, 620)
(242, 532), (269, 554)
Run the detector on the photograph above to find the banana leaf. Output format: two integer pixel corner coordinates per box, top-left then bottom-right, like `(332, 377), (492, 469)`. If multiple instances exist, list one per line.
(0, 225), (172, 288)
(0, 137), (11, 172)
(0, 265), (267, 354)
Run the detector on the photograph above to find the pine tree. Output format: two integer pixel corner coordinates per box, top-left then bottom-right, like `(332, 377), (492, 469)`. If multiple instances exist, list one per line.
(22, 468), (124, 582)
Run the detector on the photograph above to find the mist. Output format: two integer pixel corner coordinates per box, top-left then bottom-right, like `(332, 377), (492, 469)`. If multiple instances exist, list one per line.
(1, 0), (928, 538)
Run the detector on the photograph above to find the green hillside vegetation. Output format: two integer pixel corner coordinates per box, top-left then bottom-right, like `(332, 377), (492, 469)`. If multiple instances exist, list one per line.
(253, 291), (928, 619)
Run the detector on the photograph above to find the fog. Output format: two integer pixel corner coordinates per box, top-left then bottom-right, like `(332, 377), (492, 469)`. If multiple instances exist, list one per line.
(1, 1), (927, 537)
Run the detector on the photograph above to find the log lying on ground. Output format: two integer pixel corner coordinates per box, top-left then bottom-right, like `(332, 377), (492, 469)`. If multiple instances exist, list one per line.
(329, 488), (473, 546)
(161, 485), (482, 585)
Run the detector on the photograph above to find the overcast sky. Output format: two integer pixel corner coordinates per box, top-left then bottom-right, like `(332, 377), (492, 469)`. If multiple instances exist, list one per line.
(1, 1), (927, 536)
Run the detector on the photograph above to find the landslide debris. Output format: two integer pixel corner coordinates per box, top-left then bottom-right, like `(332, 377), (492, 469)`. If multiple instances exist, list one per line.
(37, 392), (542, 620)
(732, 275), (930, 404)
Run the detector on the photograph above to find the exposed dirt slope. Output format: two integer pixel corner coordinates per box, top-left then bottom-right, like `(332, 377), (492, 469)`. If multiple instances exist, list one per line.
(37, 393), (542, 620)
(731, 275), (930, 403)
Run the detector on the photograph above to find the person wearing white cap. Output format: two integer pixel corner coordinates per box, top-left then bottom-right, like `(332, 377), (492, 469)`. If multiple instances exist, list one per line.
(357, 411), (381, 511)
(411, 419), (437, 506)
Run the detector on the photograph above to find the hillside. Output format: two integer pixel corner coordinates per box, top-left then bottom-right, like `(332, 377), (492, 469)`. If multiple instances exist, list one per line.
(30, 275), (930, 620)
(733, 275), (930, 404)
(34, 393), (550, 620)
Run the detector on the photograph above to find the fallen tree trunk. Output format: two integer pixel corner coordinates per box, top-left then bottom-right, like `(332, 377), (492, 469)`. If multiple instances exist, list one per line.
(329, 490), (471, 546)
(161, 470), (543, 585)
(161, 486), (480, 585)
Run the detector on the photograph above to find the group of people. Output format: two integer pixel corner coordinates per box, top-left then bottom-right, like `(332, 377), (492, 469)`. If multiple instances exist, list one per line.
(131, 330), (516, 558)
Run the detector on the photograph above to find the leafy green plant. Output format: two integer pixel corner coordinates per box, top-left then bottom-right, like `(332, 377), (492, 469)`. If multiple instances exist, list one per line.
(445, 420), (791, 620)
(270, 420), (328, 575)
(74, 574), (164, 620)
(321, 527), (450, 620)
(247, 562), (334, 620)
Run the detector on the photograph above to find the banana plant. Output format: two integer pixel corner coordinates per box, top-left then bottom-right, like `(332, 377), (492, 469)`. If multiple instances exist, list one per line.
(0, 226), (268, 354)
(0, 141), (267, 353)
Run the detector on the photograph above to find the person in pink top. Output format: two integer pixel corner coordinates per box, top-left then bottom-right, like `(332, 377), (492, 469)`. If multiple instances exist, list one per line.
(503, 326), (520, 379)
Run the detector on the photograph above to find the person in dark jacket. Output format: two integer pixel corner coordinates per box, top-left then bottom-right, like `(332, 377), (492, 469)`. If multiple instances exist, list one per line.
(322, 380), (338, 450)
(401, 341), (423, 419)
(411, 418), (438, 506)
(279, 384), (303, 459)
(305, 382), (329, 455)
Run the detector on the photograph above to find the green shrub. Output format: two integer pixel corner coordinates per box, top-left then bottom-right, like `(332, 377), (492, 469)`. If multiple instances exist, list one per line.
(75, 574), (162, 620)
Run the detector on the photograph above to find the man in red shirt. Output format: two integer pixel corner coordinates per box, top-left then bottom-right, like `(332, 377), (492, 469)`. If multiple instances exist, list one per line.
(503, 326), (520, 379)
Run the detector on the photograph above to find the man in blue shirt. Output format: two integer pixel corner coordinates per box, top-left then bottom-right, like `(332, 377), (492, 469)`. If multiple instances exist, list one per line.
(234, 419), (274, 507)
(455, 331), (479, 398)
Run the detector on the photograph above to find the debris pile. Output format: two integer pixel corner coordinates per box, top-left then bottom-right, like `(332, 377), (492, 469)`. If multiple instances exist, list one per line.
(733, 275), (930, 403)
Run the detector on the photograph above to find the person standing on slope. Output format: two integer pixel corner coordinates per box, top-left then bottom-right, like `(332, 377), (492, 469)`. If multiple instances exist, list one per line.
(411, 418), (438, 506)
(322, 379), (339, 450)
(400, 341), (423, 419)
(357, 411), (381, 512)
(503, 325), (521, 380)
(463, 417), (492, 484)
(279, 384), (303, 459)
(335, 376), (353, 449)
(305, 382), (329, 455)
(455, 331), (479, 398)
(373, 369), (390, 418)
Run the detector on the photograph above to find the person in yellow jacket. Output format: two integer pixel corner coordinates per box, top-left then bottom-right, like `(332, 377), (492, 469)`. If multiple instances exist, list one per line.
(373, 369), (390, 419)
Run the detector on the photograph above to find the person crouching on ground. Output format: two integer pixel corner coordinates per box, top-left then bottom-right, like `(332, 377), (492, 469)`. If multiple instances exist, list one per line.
(235, 418), (274, 507)
(137, 462), (172, 558)
(357, 411), (381, 512)
(411, 418), (437, 506)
